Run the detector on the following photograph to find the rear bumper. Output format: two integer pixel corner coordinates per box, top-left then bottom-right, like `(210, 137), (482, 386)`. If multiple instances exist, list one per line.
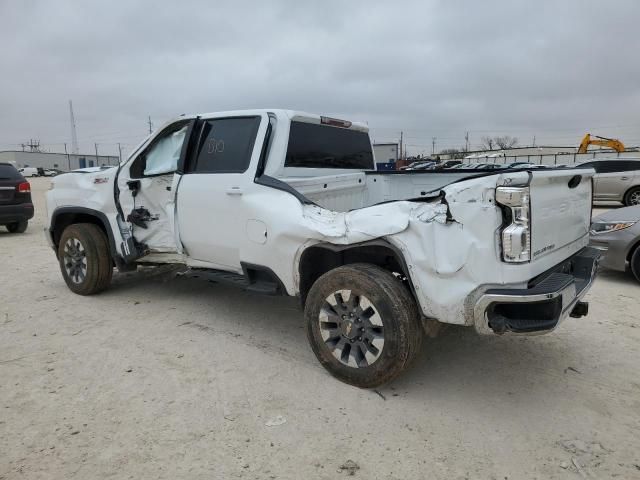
(0, 203), (34, 224)
(473, 246), (600, 334)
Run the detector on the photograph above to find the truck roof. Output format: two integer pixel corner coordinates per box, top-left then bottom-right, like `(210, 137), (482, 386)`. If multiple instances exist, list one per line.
(173, 109), (369, 132)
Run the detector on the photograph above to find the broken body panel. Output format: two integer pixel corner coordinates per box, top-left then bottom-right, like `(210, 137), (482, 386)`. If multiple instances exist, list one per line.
(45, 109), (597, 334)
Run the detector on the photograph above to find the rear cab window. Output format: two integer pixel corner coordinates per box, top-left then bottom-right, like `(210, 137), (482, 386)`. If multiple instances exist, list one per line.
(285, 121), (374, 170)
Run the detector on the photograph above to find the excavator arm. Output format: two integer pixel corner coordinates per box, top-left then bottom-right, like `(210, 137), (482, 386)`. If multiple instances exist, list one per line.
(578, 134), (625, 154)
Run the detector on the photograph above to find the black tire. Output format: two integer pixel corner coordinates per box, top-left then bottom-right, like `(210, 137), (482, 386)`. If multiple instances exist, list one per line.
(623, 186), (640, 206)
(58, 223), (113, 295)
(630, 246), (640, 283)
(6, 220), (28, 233)
(305, 263), (423, 388)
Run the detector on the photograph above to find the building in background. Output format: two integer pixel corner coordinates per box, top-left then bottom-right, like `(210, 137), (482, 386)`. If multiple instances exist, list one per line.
(0, 150), (119, 171)
(373, 143), (399, 163)
(373, 143), (399, 171)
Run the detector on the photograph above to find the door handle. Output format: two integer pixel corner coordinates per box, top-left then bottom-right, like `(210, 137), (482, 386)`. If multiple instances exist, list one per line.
(226, 186), (243, 195)
(621, 176), (630, 180)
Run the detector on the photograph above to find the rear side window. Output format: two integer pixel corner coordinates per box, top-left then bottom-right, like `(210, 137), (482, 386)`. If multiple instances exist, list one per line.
(620, 161), (640, 172)
(192, 117), (261, 173)
(0, 164), (20, 179)
(590, 161), (640, 173)
(285, 122), (374, 169)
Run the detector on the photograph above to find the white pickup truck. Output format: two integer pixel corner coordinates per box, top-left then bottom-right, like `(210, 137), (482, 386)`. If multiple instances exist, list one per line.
(45, 109), (599, 387)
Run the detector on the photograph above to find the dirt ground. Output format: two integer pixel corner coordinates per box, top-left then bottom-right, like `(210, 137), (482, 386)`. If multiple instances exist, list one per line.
(1, 177), (639, 479)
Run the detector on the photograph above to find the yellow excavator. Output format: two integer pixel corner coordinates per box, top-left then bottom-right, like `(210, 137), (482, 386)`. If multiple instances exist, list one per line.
(577, 133), (625, 154)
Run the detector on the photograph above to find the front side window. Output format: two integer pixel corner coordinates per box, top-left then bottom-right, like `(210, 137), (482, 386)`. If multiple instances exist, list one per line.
(143, 124), (189, 176)
(191, 117), (261, 173)
(285, 121), (374, 169)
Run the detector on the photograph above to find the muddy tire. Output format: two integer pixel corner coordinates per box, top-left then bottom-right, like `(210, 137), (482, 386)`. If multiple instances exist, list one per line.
(623, 186), (640, 206)
(6, 220), (28, 233)
(305, 263), (423, 388)
(630, 246), (640, 283)
(58, 223), (113, 295)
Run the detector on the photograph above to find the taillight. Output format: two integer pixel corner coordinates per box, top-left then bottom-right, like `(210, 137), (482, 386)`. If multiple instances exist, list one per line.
(17, 181), (31, 193)
(496, 186), (531, 263)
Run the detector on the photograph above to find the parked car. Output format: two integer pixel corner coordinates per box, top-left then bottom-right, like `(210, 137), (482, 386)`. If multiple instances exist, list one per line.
(575, 159), (640, 205)
(0, 162), (34, 233)
(507, 162), (550, 169)
(400, 160), (431, 170)
(507, 162), (536, 168)
(436, 160), (462, 169)
(45, 109), (598, 387)
(590, 205), (640, 282)
(36, 167), (62, 177)
(404, 161), (435, 171)
(476, 164), (506, 170)
(18, 167), (39, 177)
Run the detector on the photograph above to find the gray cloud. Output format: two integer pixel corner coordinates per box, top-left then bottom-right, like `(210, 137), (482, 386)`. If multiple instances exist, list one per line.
(1, 0), (639, 157)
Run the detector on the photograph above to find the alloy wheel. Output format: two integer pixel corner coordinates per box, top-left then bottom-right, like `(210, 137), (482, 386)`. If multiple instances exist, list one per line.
(63, 237), (87, 284)
(318, 289), (385, 368)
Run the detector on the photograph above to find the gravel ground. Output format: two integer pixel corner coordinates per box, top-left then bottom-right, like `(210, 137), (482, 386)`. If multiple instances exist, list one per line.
(1, 178), (639, 479)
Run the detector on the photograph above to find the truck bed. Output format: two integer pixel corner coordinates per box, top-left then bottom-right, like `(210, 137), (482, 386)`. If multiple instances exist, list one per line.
(279, 170), (489, 211)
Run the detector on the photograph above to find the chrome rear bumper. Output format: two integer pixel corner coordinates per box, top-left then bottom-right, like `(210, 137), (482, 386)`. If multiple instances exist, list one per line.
(474, 247), (600, 335)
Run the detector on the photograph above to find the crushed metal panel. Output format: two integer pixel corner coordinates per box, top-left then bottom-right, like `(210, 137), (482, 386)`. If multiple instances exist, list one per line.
(301, 201), (448, 245)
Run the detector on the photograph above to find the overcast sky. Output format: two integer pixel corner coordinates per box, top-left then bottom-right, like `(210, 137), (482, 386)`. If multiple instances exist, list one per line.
(1, 0), (639, 157)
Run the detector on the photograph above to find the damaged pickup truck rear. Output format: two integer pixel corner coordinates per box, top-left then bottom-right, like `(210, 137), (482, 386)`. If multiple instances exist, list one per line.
(45, 110), (599, 387)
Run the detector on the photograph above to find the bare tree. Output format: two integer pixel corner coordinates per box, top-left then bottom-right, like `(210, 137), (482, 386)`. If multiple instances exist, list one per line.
(481, 136), (495, 150)
(494, 135), (518, 149)
(440, 148), (465, 159)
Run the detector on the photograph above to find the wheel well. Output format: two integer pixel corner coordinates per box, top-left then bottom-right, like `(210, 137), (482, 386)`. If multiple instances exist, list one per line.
(298, 242), (414, 306)
(627, 238), (640, 262)
(623, 185), (640, 203)
(51, 212), (109, 252)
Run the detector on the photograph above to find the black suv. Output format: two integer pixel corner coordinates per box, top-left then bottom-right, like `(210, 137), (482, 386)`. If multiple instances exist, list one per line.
(0, 163), (34, 233)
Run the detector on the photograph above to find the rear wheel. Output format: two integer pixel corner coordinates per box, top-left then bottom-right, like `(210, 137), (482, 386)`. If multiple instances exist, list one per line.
(6, 220), (28, 233)
(630, 246), (640, 283)
(305, 263), (423, 388)
(58, 223), (113, 295)
(624, 186), (640, 206)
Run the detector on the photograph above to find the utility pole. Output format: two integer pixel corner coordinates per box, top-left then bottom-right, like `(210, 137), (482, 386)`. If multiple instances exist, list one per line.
(532, 135), (536, 147)
(147, 116), (153, 134)
(64, 143), (70, 171)
(118, 143), (122, 164)
(399, 131), (403, 160)
(69, 100), (79, 154)
(432, 137), (436, 155)
(94, 143), (99, 164)
(465, 131), (469, 151)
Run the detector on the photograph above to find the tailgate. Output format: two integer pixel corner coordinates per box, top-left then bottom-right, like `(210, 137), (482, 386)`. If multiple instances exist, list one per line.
(0, 180), (16, 204)
(529, 168), (593, 261)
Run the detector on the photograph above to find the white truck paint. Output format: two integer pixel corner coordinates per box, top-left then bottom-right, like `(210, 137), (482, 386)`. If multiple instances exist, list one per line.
(45, 109), (600, 387)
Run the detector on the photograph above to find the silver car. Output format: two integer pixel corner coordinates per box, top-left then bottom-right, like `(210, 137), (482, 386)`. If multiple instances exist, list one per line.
(576, 159), (640, 206)
(590, 205), (640, 282)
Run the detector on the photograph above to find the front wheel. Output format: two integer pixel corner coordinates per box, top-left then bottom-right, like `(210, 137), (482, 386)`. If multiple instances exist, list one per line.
(630, 246), (640, 283)
(58, 223), (113, 295)
(305, 263), (423, 388)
